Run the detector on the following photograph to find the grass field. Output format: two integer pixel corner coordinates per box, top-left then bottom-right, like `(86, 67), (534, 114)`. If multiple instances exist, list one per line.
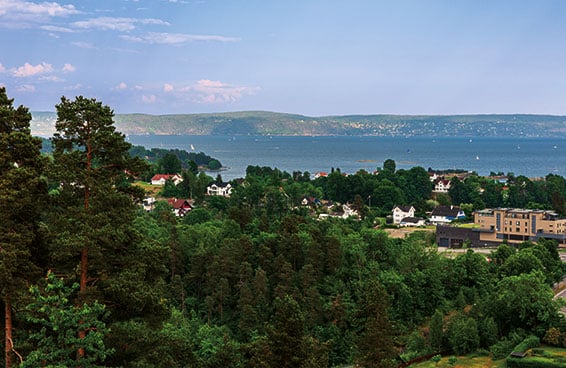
(409, 355), (506, 368)
(410, 346), (566, 368)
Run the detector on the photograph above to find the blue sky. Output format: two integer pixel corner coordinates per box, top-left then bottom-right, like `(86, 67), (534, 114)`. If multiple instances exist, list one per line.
(2, 0), (566, 115)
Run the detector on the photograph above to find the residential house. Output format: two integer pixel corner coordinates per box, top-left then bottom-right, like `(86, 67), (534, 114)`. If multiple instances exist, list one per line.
(206, 182), (233, 197)
(392, 205), (416, 224)
(430, 205), (466, 224)
(433, 178), (451, 193)
(151, 174), (183, 186)
(167, 198), (193, 217)
(142, 197), (156, 212)
(301, 196), (322, 207)
(399, 217), (426, 227)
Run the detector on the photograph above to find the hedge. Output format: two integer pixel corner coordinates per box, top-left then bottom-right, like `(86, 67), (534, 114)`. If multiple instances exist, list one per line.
(507, 356), (566, 368)
(511, 336), (541, 355)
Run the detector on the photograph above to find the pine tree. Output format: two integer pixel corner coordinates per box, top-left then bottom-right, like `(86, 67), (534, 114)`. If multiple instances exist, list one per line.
(21, 271), (113, 368)
(48, 96), (169, 365)
(354, 279), (396, 368)
(0, 87), (46, 368)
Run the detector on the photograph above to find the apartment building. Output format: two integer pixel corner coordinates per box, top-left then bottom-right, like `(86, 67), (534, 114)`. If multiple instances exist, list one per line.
(474, 208), (566, 245)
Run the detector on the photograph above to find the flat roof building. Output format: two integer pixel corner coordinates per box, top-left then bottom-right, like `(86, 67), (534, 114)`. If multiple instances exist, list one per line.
(475, 208), (566, 245)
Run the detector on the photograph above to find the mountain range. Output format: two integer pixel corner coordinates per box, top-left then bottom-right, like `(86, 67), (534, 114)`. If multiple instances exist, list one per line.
(30, 111), (566, 137)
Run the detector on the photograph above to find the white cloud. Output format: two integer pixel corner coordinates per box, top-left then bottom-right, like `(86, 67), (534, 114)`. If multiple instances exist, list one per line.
(71, 41), (97, 49)
(62, 63), (75, 73)
(191, 79), (259, 104)
(0, 63), (5, 73)
(142, 94), (156, 103)
(0, 0), (80, 28)
(64, 83), (82, 91)
(72, 16), (169, 31)
(41, 24), (73, 32)
(116, 82), (128, 90)
(163, 79), (259, 104)
(13, 61), (53, 77)
(121, 32), (240, 45)
(16, 84), (35, 92)
(39, 75), (62, 81)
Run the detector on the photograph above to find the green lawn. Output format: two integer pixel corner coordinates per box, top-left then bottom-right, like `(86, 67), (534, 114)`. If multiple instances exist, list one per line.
(409, 355), (505, 368)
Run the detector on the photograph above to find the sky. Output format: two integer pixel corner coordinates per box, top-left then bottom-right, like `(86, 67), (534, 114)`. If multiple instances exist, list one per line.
(2, 0), (566, 116)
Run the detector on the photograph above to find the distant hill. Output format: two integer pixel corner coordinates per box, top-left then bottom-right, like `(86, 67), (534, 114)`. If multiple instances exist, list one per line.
(31, 111), (566, 137)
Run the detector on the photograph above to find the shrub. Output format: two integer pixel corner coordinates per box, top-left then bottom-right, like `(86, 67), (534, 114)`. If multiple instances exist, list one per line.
(511, 335), (540, 355)
(490, 332), (525, 360)
(543, 327), (562, 347)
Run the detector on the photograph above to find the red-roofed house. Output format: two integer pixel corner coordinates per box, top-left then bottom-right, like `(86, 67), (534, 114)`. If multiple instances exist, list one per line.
(151, 174), (183, 186)
(167, 198), (193, 217)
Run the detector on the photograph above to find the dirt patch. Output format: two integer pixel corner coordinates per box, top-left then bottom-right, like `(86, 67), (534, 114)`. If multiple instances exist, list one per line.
(383, 227), (435, 239)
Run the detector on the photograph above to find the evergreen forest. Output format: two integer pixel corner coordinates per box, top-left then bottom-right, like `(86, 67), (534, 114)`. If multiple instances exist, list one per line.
(2, 87), (566, 368)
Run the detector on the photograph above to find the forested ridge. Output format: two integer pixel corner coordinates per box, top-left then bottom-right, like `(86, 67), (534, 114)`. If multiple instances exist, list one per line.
(30, 110), (566, 137)
(3, 88), (566, 367)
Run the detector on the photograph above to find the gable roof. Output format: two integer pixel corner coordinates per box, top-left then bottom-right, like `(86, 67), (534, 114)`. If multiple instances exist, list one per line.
(393, 205), (414, 212)
(400, 217), (425, 224)
(151, 174), (180, 181)
(431, 205), (463, 217)
(167, 198), (193, 209)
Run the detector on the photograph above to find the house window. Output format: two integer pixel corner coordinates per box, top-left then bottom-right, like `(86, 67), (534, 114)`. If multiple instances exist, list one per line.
(516, 228), (520, 232)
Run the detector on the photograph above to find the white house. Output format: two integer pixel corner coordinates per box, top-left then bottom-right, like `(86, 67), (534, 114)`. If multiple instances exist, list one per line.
(142, 197), (156, 212)
(167, 198), (193, 217)
(399, 217), (426, 227)
(207, 182), (233, 197)
(151, 174), (183, 186)
(433, 179), (451, 193)
(392, 205), (415, 224)
(429, 205), (466, 224)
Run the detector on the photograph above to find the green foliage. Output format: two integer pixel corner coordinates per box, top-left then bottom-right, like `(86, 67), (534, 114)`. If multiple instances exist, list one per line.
(490, 331), (526, 360)
(429, 310), (445, 351)
(446, 313), (480, 355)
(208, 159), (221, 170)
(511, 335), (540, 355)
(22, 271), (113, 368)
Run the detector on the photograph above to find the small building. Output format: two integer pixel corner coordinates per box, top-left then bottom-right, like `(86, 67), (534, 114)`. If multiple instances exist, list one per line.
(151, 174), (183, 186)
(142, 197), (156, 212)
(167, 198), (193, 217)
(392, 205), (415, 224)
(430, 205), (466, 224)
(433, 179), (451, 193)
(399, 217), (426, 227)
(207, 182), (232, 197)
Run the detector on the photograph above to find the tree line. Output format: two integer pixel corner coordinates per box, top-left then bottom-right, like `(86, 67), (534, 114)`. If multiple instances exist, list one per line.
(1, 88), (566, 367)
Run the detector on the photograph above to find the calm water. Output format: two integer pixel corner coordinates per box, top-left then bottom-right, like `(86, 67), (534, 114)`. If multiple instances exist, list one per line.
(128, 135), (566, 180)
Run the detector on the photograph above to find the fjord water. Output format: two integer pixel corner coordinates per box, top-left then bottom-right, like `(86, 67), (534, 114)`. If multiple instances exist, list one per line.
(128, 135), (565, 180)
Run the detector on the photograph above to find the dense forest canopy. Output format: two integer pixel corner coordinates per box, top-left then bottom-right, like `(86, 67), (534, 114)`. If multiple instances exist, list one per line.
(2, 89), (566, 367)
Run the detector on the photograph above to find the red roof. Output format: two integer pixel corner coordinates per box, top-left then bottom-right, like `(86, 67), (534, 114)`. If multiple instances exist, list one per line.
(151, 174), (178, 181)
(167, 198), (192, 210)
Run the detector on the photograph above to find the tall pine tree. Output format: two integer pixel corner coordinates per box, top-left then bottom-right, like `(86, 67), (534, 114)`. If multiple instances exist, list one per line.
(0, 87), (46, 368)
(48, 96), (168, 365)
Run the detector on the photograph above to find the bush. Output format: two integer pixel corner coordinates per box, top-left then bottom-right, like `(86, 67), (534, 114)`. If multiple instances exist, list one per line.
(543, 327), (562, 347)
(490, 332), (525, 360)
(507, 356), (566, 368)
(511, 335), (540, 355)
